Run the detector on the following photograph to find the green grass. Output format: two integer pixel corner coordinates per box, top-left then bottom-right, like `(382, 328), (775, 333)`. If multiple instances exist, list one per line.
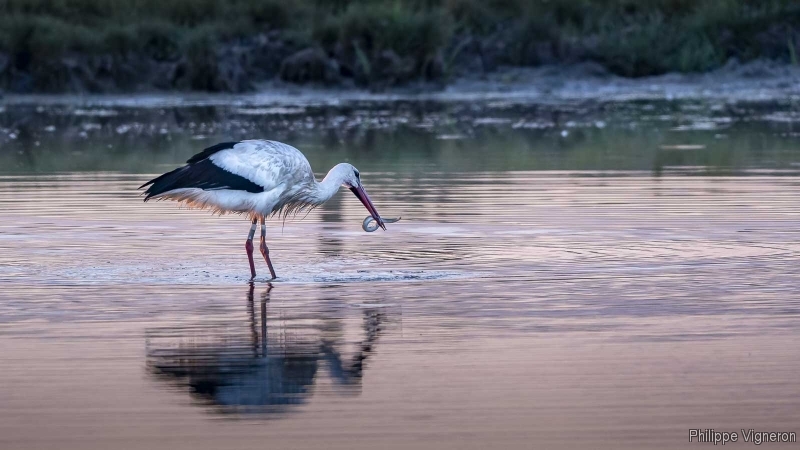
(1, 0), (799, 90)
(0, 0), (296, 56)
(313, 3), (451, 82)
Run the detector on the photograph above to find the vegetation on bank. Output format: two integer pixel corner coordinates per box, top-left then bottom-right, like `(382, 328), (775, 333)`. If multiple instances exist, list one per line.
(1, 0), (799, 92)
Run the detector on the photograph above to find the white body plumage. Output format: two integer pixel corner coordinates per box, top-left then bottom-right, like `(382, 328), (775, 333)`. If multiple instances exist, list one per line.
(143, 140), (360, 218)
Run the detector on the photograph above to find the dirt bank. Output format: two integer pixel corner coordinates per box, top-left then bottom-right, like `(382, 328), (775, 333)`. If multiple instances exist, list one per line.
(3, 60), (799, 109)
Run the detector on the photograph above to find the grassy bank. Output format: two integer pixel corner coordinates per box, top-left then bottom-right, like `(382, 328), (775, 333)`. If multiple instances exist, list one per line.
(1, 0), (799, 92)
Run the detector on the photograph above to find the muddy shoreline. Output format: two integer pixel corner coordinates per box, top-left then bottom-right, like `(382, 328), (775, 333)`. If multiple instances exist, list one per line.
(3, 60), (800, 109)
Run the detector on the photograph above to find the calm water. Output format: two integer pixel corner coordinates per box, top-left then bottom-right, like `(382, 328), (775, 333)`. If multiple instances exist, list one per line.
(2, 99), (800, 449)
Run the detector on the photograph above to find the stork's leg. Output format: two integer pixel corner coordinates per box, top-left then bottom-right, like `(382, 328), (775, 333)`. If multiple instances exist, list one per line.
(245, 217), (258, 280)
(259, 216), (277, 280)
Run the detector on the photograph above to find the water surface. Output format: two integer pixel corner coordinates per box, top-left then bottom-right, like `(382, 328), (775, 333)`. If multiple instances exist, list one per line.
(2, 99), (800, 449)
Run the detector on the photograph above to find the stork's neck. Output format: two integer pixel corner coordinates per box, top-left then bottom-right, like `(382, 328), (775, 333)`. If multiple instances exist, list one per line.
(311, 164), (351, 203)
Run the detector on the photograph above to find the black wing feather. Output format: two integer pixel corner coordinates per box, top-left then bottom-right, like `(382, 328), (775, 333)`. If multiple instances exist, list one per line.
(186, 141), (240, 164)
(140, 159), (264, 201)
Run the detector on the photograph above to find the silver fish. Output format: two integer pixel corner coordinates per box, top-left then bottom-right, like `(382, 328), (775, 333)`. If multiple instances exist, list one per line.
(363, 216), (401, 232)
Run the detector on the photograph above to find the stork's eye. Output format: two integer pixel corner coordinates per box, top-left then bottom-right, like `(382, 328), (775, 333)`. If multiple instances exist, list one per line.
(354, 169), (360, 178)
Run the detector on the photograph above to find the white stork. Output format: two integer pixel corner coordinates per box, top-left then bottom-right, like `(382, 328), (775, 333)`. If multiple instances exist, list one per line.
(140, 140), (386, 280)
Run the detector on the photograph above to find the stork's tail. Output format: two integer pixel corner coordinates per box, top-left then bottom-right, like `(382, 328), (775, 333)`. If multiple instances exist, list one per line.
(139, 166), (187, 201)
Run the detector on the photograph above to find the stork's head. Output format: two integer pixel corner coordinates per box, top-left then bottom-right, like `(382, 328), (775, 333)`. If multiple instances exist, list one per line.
(332, 163), (385, 231)
(333, 163), (361, 189)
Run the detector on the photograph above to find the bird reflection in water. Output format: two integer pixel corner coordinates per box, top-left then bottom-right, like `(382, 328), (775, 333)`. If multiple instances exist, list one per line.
(146, 283), (386, 415)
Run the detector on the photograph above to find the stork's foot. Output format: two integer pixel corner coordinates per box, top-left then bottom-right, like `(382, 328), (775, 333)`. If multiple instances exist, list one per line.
(260, 238), (277, 280)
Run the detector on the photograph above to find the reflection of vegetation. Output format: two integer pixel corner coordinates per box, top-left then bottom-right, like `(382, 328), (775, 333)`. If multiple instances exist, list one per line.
(1, 102), (799, 175)
(0, 0), (799, 88)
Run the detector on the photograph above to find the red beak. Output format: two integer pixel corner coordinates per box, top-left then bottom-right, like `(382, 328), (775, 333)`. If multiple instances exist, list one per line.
(350, 185), (385, 230)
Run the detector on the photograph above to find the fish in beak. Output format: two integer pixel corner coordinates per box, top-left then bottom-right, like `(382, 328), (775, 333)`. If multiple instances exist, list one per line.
(350, 184), (385, 230)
